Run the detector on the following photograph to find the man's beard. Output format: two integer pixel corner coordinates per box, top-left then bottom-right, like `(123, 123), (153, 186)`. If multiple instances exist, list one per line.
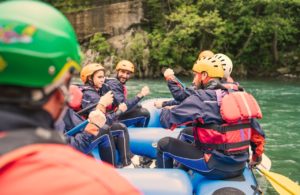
(117, 75), (128, 84)
(194, 81), (204, 90)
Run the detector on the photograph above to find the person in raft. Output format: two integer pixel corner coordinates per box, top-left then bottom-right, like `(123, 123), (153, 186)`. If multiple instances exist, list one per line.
(105, 60), (151, 127)
(55, 85), (119, 167)
(156, 56), (265, 179)
(154, 51), (238, 109)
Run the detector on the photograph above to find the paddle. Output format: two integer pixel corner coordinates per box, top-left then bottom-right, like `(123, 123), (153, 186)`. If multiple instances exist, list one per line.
(65, 120), (89, 136)
(76, 102), (98, 115)
(65, 109), (123, 136)
(256, 166), (300, 195)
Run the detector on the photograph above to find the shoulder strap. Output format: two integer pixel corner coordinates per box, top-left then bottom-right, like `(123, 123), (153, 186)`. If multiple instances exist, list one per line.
(0, 128), (65, 155)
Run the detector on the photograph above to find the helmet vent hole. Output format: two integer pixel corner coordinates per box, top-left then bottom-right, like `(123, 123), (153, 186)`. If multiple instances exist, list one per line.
(48, 66), (56, 75)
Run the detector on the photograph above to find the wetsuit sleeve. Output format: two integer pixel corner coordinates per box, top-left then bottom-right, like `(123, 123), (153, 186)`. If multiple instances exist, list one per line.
(250, 119), (265, 161)
(66, 132), (95, 153)
(82, 90), (100, 109)
(167, 80), (191, 102)
(162, 99), (180, 107)
(110, 81), (126, 105)
(107, 79), (142, 110)
(125, 96), (143, 111)
(104, 112), (116, 126)
(160, 94), (204, 129)
(59, 109), (96, 153)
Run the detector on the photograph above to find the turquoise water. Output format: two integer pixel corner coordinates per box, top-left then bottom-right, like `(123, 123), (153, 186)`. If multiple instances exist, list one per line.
(126, 78), (300, 194)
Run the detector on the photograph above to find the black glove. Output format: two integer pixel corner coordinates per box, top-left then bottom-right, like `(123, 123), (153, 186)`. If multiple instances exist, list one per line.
(249, 155), (262, 169)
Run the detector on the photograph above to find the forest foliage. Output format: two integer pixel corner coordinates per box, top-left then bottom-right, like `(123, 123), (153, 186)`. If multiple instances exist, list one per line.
(46, 0), (300, 78)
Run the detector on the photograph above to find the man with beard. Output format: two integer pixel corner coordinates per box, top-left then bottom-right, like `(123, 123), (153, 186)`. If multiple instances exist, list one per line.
(156, 57), (265, 179)
(105, 60), (150, 127)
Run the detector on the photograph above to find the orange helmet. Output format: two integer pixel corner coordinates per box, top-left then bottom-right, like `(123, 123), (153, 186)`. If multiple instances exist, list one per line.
(115, 60), (135, 73)
(198, 50), (214, 60)
(80, 63), (105, 83)
(192, 57), (224, 78)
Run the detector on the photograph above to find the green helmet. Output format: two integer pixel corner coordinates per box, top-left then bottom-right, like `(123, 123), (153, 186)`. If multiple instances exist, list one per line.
(0, 0), (81, 90)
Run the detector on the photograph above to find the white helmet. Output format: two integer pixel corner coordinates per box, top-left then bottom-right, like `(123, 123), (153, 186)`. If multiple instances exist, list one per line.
(214, 53), (233, 79)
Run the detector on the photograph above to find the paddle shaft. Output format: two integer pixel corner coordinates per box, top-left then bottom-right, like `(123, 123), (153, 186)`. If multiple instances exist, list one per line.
(256, 167), (296, 195)
(76, 102), (98, 115)
(65, 109), (123, 136)
(65, 120), (89, 136)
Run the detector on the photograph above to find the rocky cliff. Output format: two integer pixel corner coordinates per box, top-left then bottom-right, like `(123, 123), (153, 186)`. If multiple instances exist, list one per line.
(65, 0), (143, 42)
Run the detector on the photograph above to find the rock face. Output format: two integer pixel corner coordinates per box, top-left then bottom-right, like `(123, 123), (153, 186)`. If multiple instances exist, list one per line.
(66, 0), (143, 42)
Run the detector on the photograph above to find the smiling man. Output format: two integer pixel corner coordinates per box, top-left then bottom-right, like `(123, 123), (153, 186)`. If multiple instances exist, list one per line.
(105, 60), (150, 127)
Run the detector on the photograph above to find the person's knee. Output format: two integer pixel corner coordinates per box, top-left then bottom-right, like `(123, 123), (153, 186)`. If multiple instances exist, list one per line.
(119, 123), (127, 130)
(112, 122), (127, 131)
(157, 137), (173, 151)
(181, 127), (193, 134)
(141, 108), (150, 118)
(99, 127), (110, 136)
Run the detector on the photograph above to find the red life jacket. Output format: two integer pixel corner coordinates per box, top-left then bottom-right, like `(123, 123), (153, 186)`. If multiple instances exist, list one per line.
(194, 90), (262, 155)
(0, 129), (141, 195)
(69, 85), (83, 111)
(69, 85), (116, 114)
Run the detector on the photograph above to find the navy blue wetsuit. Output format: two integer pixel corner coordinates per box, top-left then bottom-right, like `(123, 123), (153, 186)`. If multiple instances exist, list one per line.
(55, 108), (117, 166)
(105, 78), (150, 127)
(81, 84), (132, 166)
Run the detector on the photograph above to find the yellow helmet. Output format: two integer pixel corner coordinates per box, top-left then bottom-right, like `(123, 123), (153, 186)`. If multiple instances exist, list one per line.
(115, 60), (135, 73)
(80, 63), (105, 83)
(192, 57), (224, 78)
(198, 50), (214, 60)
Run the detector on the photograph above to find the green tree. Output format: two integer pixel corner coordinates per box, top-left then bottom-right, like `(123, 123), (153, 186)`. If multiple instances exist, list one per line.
(89, 32), (112, 63)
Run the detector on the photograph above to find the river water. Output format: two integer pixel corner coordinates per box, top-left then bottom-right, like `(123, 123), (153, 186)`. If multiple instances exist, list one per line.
(126, 78), (300, 194)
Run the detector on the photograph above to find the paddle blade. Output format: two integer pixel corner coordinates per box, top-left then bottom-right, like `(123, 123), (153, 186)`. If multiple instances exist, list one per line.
(258, 168), (300, 195)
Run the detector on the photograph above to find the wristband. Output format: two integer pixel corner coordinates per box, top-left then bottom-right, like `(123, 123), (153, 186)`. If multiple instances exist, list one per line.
(89, 121), (101, 129)
(96, 103), (106, 113)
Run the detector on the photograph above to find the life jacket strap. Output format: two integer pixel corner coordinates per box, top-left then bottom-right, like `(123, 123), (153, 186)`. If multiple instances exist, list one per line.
(196, 123), (251, 133)
(199, 140), (250, 153)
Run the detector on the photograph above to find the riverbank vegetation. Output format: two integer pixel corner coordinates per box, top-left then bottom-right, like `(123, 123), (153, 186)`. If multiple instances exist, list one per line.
(47, 0), (300, 78)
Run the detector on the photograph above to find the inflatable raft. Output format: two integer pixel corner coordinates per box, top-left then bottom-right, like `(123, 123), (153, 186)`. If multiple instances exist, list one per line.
(72, 98), (261, 194)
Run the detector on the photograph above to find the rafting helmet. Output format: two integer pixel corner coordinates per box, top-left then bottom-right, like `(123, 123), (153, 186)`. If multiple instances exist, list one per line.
(0, 1), (81, 96)
(115, 60), (135, 73)
(80, 63), (105, 84)
(192, 57), (224, 78)
(214, 53), (233, 79)
(198, 50), (214, 60)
